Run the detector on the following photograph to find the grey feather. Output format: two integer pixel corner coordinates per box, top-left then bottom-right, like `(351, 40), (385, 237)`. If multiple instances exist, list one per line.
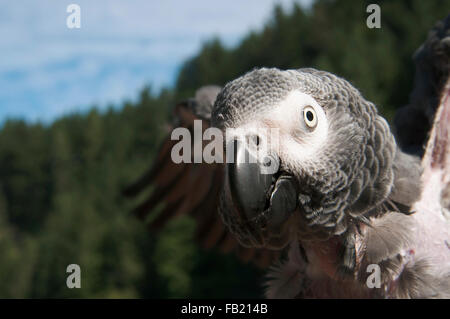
(264, 242), (308, 299)
(187, 85), (222, 120)
(363, 212), (415, 264)
(389, 150), (422, 209)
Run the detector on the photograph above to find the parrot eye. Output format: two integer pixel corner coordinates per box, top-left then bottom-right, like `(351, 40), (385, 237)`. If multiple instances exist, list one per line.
(303, 106), (317, 129)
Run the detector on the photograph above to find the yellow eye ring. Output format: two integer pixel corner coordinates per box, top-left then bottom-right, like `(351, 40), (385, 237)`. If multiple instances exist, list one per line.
(303, 106), (317, 128)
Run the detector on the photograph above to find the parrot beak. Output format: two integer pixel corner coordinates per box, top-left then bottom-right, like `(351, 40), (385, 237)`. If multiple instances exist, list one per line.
(224, 137), (298, 248)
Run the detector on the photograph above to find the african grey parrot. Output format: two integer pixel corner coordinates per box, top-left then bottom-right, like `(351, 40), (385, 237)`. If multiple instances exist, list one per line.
(212, 67), (449, 299)
(124, 16), (450, 298)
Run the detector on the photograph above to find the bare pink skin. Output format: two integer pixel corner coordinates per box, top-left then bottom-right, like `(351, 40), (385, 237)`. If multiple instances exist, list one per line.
(412, 83), (450, 269)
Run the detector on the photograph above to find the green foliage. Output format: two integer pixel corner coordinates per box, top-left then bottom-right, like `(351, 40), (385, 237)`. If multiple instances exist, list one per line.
(0, 90), (174, 298)
(153, 216), (198, 298)
(0, 0), (447, 298)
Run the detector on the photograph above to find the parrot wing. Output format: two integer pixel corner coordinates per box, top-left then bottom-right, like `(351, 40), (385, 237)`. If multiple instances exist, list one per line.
(361, 14), (450, 296)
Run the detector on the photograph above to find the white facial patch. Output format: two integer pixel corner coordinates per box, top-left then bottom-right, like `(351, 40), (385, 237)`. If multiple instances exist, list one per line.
(265, 91), (329, 162)
(223, 90), (328, 167)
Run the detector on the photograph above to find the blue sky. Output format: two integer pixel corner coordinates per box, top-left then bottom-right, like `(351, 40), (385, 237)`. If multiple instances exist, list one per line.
(0, 0), (311, 124)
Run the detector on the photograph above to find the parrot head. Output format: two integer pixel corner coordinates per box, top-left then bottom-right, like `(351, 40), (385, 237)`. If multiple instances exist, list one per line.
(212, 68), (397, 249)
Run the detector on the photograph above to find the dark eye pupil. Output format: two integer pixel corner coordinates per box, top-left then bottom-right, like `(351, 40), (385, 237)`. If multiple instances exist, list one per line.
(306, 111), (314, 121)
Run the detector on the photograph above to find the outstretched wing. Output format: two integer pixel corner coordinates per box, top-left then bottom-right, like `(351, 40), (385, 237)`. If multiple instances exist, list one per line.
(123, 98), (279, 268)
(370, 16), (450, 298)
(393, 13), (450, 219)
